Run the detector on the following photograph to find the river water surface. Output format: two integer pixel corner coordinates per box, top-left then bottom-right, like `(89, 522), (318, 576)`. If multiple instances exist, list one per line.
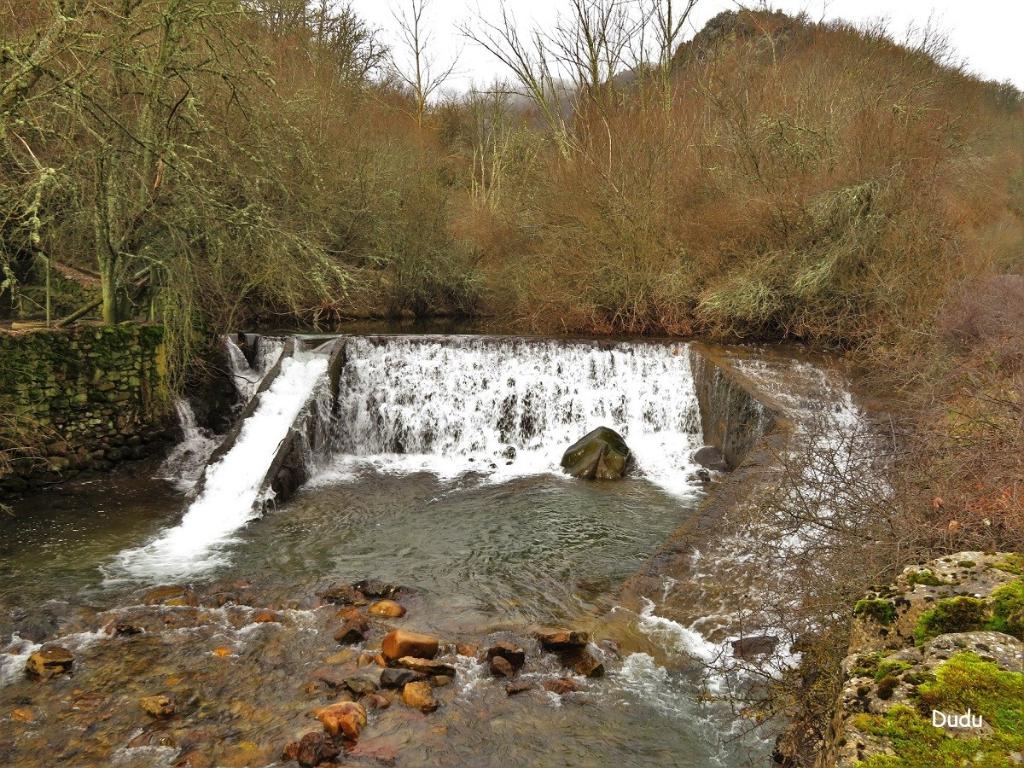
(0, 335), (809, 768)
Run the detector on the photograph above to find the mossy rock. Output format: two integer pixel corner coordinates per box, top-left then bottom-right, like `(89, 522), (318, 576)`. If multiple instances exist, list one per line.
(854, 598), (897, 625)
(989, 579), (1024, 638)
(913, 596), (988, 644)
(853, 652), (1024, 767)
(993, 554), (1024, 576)
(560, 426), (634, 480)
(906, 569), (947, 588)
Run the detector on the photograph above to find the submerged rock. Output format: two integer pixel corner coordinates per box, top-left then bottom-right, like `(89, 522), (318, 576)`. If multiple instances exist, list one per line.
(352, 579), (404, 599)
(380, 668), (426, 689)
(368, 599), (406, 618)
(537, 630), (589, 651)
(543, 678), (582, 695)
(142, 585), (195, 606)
(560, 426), (634, 480)
(485, 641), (525, 672)
(382, 629), (439, 661)
(25, 646), (74, 679)
(314, 700), (367, 739)
(318, 583), (368, 606)
(395, 657), (456, 677)
(489, 655), (515, 678)
(333, 618), (369, 645)
(505, 680), (535, 696)
(731, 635), (778, 660)
(284, 731), (341, 767)
(401, 681), (438, 713)
(363, 692), (392, 710)
(343, 676), (379, 696)
(456, 642), (479, 658)
(559, 648), (605, 678)
(139, 693), (175, 718)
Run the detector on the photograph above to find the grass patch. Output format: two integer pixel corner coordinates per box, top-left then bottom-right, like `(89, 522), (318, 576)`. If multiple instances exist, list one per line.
(854, 598), (897, 625)
(853, 653), (1024, 767)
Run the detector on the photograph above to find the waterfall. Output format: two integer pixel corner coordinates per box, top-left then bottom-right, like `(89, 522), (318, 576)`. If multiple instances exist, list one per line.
(321, 336), (703, 497)
(111, 354), (330, 579)
(225, 336), (285, 403)
(157, 399), (220, 491)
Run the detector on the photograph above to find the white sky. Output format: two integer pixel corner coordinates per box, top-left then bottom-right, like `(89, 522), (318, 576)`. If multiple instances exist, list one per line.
(350, 0), (1024, 92)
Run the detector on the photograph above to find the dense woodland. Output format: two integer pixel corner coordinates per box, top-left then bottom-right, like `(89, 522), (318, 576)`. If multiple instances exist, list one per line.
(3, 4), (1022, 528)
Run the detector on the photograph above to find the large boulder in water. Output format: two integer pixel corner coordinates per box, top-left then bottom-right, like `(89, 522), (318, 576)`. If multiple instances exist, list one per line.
(560, 427), (634, 480)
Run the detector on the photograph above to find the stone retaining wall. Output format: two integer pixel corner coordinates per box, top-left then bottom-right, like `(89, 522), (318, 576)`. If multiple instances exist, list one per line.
(0, 323), (171, 492)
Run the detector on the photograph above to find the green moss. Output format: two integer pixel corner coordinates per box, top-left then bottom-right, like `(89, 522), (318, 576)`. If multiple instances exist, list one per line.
(850, 652), (884, 678)
(987, 579), (1024, 639)
(854, 598), (897, 625)
(913, 596), (987, 644)
(874, 659), (912, 681)
(992, 554), (1024, 576)
(854, 653), (1024, 767)
(956, 559), (976, 568)
(907, 569), (947, 587)
(876, 675), (900, 700)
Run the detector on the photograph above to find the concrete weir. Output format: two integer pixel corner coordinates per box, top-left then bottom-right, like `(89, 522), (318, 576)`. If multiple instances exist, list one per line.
(193, 331), (790, 518)
(191, 335), (345, 508)
(257, 337), (346, 503)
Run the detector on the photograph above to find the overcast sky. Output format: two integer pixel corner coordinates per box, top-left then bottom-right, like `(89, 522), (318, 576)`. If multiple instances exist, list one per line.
(349, 0), (1024, 92)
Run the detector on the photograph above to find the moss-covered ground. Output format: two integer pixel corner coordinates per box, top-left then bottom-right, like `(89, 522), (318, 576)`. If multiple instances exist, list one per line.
(853, 652), (1024, 767)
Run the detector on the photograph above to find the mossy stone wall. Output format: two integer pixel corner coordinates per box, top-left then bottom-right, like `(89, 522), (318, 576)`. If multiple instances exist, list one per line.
(0, 323), (171, 491)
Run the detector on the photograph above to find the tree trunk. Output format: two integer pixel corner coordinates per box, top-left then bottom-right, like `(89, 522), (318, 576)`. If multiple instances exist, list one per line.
(99, 255), (118, 324)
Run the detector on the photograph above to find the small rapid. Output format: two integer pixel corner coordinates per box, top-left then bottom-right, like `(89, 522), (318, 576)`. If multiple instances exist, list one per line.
(110, 354), (329, 580)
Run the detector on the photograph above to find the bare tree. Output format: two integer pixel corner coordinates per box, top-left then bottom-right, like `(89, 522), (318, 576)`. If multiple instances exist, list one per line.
(548, 0), (638, 96)
(645, 0), (699, 70)
(390, 0), (458, 126)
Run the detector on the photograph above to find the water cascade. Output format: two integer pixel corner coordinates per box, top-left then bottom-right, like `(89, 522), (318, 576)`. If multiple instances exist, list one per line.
(323, 336), (704, 496)
(113, 335), (707, 580)
(112, 352), (331, 579)
(156, 399), (220, 491)
(225, 335), (285, 403)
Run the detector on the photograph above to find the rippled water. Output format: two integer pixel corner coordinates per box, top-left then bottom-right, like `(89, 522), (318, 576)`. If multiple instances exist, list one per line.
(0, 334), (792, 768)
(0, 456), (773, 767)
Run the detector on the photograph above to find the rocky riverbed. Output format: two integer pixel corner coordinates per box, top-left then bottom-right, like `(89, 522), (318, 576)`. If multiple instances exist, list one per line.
(0, 576), (691, 768)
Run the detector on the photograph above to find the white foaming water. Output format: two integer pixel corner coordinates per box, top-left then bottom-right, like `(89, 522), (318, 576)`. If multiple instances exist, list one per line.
(0, 635), (40, 687)
(225, 336), (285, 403)
(314, 336), (703, 497)
(111, 354), (329, 580)
(157, 399), (220, 491)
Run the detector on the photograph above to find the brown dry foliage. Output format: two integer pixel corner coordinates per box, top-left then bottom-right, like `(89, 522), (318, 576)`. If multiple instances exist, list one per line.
(479, 14), (1023, 349)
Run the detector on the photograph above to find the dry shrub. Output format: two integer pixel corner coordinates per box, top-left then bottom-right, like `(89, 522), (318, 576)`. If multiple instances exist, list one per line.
(497, 12), (1023, 348)
(889, 277), (1024, 551)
